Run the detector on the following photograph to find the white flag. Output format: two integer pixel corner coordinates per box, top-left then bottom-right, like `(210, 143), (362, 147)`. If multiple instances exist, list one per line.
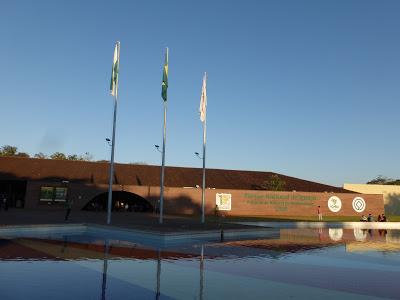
(110, 41), (120, 97)
(199, 72), (207, 122)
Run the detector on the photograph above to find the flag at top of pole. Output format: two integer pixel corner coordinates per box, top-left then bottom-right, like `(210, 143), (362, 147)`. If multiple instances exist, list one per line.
(161, 48), (169, 101)
(199, 72), (207, 122)
(110, 41), (120, 98)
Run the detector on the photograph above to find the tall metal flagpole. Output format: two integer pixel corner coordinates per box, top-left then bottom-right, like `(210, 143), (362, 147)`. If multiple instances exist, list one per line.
(201, 72), (207, 224)
(107, 96), (117, 225)
(107, 41), (120, 225)
(159, 100), (167, 224)
(201, 112), (206, 224)
(159, 47), (168, 224)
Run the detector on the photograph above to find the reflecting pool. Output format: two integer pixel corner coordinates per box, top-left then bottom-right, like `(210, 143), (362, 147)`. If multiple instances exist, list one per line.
(1, 228), (400, 299)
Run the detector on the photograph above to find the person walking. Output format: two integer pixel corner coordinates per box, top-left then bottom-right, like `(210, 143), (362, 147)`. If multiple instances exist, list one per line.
(64, 198), (73, 221)
(317, 205), (322, 221)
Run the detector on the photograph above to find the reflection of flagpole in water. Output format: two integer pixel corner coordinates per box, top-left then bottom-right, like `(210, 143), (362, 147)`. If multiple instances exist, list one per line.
(199, 245), (204, 300)
(101, 240), (109, 300)
(156, 249), (161, 300)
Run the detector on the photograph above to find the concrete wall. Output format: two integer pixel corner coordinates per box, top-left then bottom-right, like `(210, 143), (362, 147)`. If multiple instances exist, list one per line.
(344, 184), (400, 215)
(25, 181), (384, 217)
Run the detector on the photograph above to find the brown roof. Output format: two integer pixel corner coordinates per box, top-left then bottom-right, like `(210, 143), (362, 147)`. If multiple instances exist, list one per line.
(0, 156), (349, 193)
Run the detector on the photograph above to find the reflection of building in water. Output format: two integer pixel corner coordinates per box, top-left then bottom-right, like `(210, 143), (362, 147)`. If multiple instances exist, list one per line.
(328, 228), (343, 241)
(0, 238), (201, 261)
(353, 228), (367, 241)
(346, 241), (400, 252)
(386, 230), (400, 243)
(1, 228), (399, 262)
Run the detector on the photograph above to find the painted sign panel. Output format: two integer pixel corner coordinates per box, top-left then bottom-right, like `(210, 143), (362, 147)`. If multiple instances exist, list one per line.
(352, 197), (366, 213)
(328, 196), (342, 213)
(54, 187), (67, 202)
(40, 187), (54, 202)
(40, 187), (68, 202)
(244, 193), (318, 213)
(216, 193), (232, 211)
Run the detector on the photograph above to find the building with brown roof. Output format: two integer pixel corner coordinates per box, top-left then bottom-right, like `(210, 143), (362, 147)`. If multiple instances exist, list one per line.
(0, 157), (384, 217)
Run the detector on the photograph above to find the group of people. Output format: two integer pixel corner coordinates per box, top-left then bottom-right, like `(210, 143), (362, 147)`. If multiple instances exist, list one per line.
(360, 213), (387, 222)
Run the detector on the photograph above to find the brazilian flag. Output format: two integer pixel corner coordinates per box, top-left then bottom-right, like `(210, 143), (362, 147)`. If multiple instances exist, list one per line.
(161, 48), (168, 101)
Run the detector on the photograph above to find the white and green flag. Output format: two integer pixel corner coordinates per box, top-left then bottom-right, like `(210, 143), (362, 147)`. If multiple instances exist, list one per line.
(110, 41), (120, 97)
(161, 48), (169, 102)
(199, 72), (207, 122)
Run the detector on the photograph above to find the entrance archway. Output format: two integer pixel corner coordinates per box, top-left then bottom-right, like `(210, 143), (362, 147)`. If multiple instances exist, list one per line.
(82, 191), (153, 212)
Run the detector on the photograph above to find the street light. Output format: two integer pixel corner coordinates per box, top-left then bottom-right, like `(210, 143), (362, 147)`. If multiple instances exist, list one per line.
(194, 152), (203, 159)
(155, 144), (163, 153)
(105, 138), (111, 146)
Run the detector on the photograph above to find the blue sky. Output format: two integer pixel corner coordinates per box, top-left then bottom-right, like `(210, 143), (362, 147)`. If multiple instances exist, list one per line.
(1, 0), (399, 186)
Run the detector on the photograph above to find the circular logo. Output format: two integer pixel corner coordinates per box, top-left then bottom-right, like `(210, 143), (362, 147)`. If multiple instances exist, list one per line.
(329, 228), (343, 241)
(352, 197), (366, 213)
(328, 196), (342, 213)
(353, 228), (367, 241)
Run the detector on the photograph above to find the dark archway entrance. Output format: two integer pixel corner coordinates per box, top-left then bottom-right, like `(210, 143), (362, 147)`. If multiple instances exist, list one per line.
(0, 180), (27, 208)
(82, 191), (153, 212)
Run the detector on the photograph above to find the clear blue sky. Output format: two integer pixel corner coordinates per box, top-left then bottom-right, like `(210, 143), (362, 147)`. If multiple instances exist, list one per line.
(1, 0), (399, 187)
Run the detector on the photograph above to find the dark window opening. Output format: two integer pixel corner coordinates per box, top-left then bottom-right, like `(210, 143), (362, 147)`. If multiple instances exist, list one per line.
(82, 191), (153, 212)
(0, 180), (27, 208)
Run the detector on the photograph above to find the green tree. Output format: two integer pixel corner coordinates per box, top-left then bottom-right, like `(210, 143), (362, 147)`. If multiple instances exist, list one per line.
(15, 152), (30, 158)
(34, 152), (47, 159)
(50, 152), (67, 160)
(67, 154), (79, 160)
(0, 145), (18, 157)
(261, 174), (286, 191)
(367, 175), (400, 185)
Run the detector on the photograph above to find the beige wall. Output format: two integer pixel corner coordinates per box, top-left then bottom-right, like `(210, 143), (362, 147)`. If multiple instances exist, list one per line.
(344, 184), (400, 215)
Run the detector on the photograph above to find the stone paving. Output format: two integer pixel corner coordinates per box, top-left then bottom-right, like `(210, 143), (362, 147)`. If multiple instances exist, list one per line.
(0, 208), (254, 233)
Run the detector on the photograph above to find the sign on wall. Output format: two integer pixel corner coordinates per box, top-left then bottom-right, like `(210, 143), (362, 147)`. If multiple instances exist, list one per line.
(352, 197), (366, 213)
(54, 187), (68, 202)
(327, 196), (342, 213)
(40, 187), (67, 202)
(216, 193), (232, 211)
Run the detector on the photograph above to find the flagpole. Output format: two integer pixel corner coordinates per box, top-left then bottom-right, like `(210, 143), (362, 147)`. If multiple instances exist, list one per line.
(201, 72), (207, 224)
(159, 100), (167, 224)
(107, 95), (117, 225)
(107, 41), (120, 225)
(159, 47), (168, 225)
(201, 113), (206, 224)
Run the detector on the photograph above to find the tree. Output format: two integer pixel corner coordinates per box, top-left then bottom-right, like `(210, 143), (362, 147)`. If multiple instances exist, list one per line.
(367, 175), (400, 185)
(50, 152), (67, 160)
(261, 174), (286, 191)
(34, 152), (47, 159)
(79, 152), (93, 161)
(67, 154), (79, 160)
(129, 161), (148, 165)
(0, 145), (18, 157)
(15, 152), (30, 158)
